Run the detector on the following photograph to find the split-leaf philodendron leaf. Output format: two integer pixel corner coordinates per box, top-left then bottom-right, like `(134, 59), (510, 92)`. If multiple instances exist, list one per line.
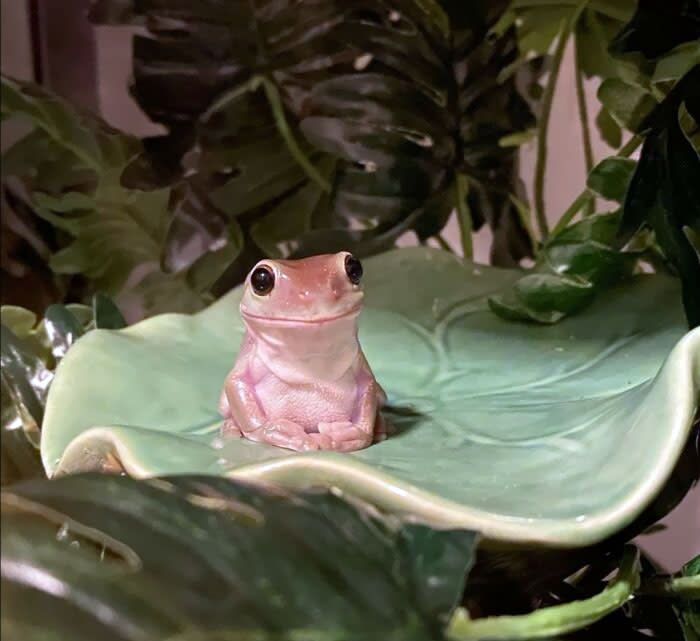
(89, 0), (538, 285)
(0, 76), (212, 317)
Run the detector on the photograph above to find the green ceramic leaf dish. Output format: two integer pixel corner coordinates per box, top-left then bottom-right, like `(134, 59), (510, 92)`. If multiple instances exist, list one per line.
(41, 248), (699, 547)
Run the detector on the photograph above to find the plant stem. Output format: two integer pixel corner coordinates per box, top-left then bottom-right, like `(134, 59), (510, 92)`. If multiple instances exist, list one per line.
(447, 546), (640, 640)
(548, 134), (643, 239)
(435, 234), (456, 253)
(533, 1), (588, 240)
(508, 194), (540, 257)
(549, 192), (593, 238)
(574, 33), (595, 215)
(454, 174), (473, 259)
(260, 76), (332, 193)
(637, 574), (700, 598)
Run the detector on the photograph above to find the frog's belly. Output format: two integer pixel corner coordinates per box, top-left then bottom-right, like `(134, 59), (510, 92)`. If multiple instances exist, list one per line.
(255, 374), (356, 430)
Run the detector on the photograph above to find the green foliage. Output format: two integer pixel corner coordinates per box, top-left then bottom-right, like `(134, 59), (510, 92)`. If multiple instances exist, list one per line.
(449, 546), (642, 640)
(2, 1), (696, 326)
(676, 556), (700, 640)
(1, 473), (477, 641)
(89, 0), (538, 281)
(494, 0), (637, 155)
(489, 154), (641, 324)
(619, 66), (700, 328)
(487, 0), (700, 326)
(610, 0), (700, 61)
(3, 472), (696, 641)
(1, 76), (211, 317)
(488, 211), (638, 323)
(585, 156), (636, 202)
(0, 296), (125, 485)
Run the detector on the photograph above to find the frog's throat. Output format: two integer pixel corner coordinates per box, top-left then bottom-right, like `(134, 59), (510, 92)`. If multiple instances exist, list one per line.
(242, 312), (361, 383)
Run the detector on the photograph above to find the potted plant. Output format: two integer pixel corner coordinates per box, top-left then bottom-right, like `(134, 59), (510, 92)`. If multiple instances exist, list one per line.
(2, 1), (698, 638)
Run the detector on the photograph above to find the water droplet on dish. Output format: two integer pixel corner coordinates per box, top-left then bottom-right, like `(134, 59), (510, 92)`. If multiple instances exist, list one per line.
(56, 523), (70, 541)
(212, 436), (225, 450)
(353, 53), (373, 71)
(554, 347), (564, 352)
(472, 268), (481, 276)
(389, 10), (401, 22)
(217, 457), (228, 466)
(575, 515), (586, 523)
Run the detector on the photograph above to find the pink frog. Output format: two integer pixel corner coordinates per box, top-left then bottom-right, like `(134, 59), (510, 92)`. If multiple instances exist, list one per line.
(219, 252), (387, 452)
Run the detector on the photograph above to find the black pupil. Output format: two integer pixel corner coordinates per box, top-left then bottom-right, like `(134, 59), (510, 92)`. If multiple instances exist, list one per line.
(251, 266), (275, 294)
(345, 255), (363, 284)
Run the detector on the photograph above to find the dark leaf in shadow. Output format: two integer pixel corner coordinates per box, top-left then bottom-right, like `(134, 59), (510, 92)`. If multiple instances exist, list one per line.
(2, 473), (478, 640)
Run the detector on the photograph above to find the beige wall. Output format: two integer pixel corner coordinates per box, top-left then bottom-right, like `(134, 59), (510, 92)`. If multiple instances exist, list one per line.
(2, 1), (698, 570)
(0, 0), (33, 151)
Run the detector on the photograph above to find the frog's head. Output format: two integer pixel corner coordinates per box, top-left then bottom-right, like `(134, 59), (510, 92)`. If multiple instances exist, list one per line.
(240, 252), (364, 323)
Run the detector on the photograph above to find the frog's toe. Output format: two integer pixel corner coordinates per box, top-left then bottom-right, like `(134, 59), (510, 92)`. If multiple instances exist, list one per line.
(317, 421), (354, 436)
(332, 437), (373, 452)
(222, 419), (242, 437)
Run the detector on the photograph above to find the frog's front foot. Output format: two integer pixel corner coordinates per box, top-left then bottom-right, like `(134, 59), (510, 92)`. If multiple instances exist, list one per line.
(247, 419), (330, 452)
(318, 421), (373, 452)
(222, 418), (242, 437)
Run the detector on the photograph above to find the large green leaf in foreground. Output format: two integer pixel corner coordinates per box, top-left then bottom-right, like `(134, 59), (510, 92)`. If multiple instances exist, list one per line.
(2, 473), (476, 640)
(40, 248), (700, 546)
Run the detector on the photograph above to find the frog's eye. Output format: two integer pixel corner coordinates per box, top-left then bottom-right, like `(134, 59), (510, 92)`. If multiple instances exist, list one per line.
(344, 254), (363, 285)
(251, 265), (275, 295)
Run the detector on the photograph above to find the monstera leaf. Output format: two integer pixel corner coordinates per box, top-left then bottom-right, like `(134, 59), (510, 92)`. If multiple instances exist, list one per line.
(2, 473), (477, 641)
(0, 76), (212, 317)
(39, 248), (699, 547)
(0, 296), (125, 485)
(89, 0), (537, 287)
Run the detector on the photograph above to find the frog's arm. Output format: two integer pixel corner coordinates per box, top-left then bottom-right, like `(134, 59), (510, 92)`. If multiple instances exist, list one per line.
(318, 354), (384, 452)
(220, 334), (266, 434)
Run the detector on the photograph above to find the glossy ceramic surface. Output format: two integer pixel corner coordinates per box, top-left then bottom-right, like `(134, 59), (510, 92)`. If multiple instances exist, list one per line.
(41, 248), (699, 546)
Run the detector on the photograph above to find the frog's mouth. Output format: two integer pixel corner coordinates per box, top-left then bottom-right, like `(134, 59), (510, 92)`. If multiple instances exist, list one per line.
(240, 304), (362, 325)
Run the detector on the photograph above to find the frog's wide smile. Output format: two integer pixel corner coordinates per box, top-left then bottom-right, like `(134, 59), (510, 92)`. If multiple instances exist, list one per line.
(240, 304), (362, 325)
